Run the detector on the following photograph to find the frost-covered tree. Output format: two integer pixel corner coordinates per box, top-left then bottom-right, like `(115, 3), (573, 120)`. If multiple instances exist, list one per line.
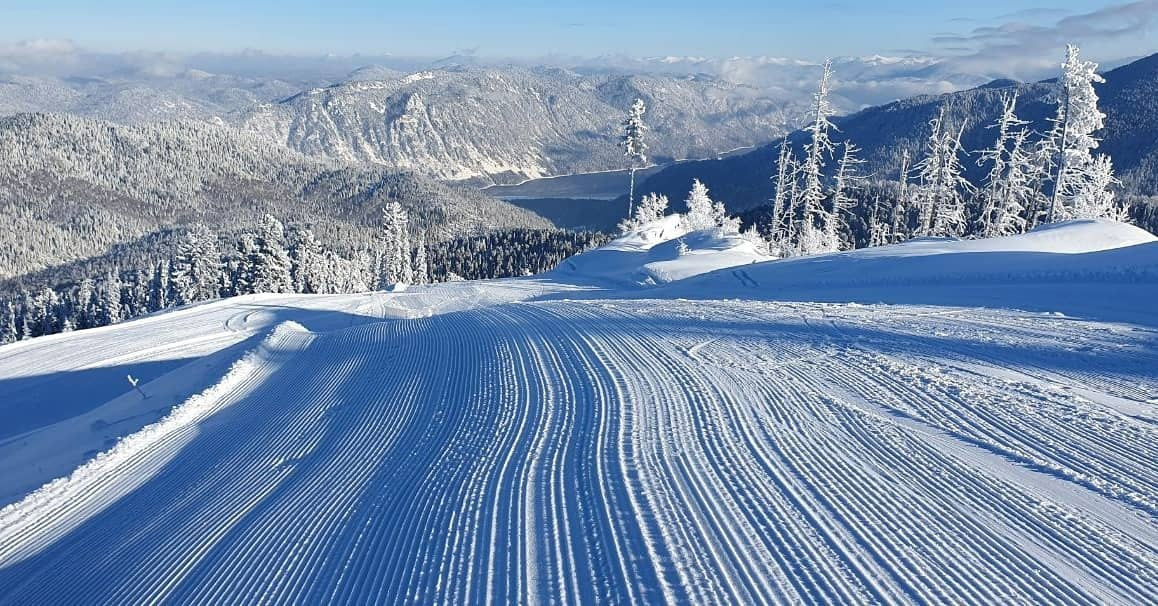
(890, 150), (912, 243)
(620, 98), (648, 216)
(771, 138), (793, 243)
(829, 140), (865, 250)
(867, 194), (890, 247)
(739, 226), (773, 255)
(379, 200), (413, 286)
(1072, 155), (1123, 220)
(619, 192), (670, 233)
(977, 93), (1032, 237)
(148, 259), (171, 311)
(799, 60), (838, 254)
(682, 179), (716, 231)
(0, 300), (17, 345)
(913, 109), (973, 237)
(290, 226), (325, 294)
(98, 270), (123, 326)
(682, 180), (736, 232)
(170, 224), (220, 305)
(1048, 45), (1109, 222)
(74, 278), (96, 329)
(250, 215), (293, 294)
(781, 150), (803, 252)
(413, 231), (430, 286)
(230, 234), (259, 296)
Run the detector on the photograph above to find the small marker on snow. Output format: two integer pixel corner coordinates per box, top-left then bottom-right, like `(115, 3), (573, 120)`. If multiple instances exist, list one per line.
(127, 374), (148, 399)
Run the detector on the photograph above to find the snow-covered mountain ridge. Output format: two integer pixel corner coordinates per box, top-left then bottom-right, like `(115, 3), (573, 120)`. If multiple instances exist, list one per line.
(0, 219), (1155, 603)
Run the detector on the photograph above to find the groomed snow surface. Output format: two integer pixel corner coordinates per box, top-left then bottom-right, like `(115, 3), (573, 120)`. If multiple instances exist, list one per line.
(1, 218), (1156, 604)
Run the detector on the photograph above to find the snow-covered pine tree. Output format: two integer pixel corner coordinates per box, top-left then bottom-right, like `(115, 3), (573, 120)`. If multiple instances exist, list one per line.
(867, 194), (890, 247)
(1047, 44), (1109, 222)
(34, 287), (62, 336)
(1072, 155), (1123, 220)
(148, 259), (170, 311)
(890, 150), (912, 243)
(250, 215), (293, 294)
(638, 192), (669, 224)
(74, 278), (96, 329)
(0, 300), (17, 345)
(771, 138), (792, 243)
(289, 226), (325, 294)
(413, 231), (430, 286)
(993, 127), (1036, 236)
(913, 109), (973, 237)
(977, 93), (1032, 237)
(618, 192), (670, 233)
(682, 179), (718, 231)
(620, 98), (648, 216)
(799, 59), (838, 255)
(230, 234), (259, 296)
(379, 200), (413, 287)
(98, 270), (123, 326)
(18, 292), (33, 340)
(782, 150), (803, 253)
(169, 224), (220, 305)
(829, 140), (865, 250)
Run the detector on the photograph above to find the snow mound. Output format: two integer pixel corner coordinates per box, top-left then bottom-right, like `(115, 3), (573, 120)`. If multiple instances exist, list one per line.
(665, 219), (1158, 321)
(553, 215), (770, 285)
(853, 219), (1155, 258)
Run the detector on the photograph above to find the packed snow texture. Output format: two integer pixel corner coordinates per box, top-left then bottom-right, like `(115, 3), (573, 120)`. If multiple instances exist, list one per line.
(0, 219), (1155, 604)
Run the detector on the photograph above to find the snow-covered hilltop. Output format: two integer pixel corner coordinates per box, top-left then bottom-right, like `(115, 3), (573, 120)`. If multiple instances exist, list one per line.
(1, 219), (1155, 603)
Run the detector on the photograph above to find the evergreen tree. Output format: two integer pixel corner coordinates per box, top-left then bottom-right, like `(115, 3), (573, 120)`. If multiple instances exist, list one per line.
(0, 300), (17, 345)
(891, 150), (912, 243)
(232, 234), (259, 296)
(620, 98), (648, 216)
(250, 215), (293, 294)
(1073, 155), (1123, 220)
(149, 259), (171, 312)
(977, 93), (1032, 237)
(18, 292), (33, 340)
(75, 278), (96, 329)
(618, 192), (669, 233)
(799, 60), (838, 255)
(290, 226), (325, 294)
(771, 138), (792, 244)
(829, 140), (865, 250)
(169, 224), (220, 305)
(98, 270), (123, 326)
(413, 231), (430, 286)
(682, 179), (718, 231)
(913, 109), (973, 237)
(1048, 44), (1110, 222)
(379, 201), (413, 286)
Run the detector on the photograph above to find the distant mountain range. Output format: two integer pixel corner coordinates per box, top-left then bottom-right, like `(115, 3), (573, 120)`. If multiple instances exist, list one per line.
(636, 52), (1158, 214)
(236, 67), (796, 184)
(1, 54), (1013, 185)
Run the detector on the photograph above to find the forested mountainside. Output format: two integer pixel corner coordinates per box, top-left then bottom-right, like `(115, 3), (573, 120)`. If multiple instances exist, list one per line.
(238, 67), (796, 184)
(637, 52), (1158, 213)
(0, 112), (548, 280)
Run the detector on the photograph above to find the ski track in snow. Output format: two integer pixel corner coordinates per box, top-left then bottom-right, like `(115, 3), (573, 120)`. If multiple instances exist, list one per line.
(0, 286), (1155, 604)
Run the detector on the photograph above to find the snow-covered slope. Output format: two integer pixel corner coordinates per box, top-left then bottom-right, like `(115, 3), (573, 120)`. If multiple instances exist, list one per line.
(665, 219), (1158, 321)
(0, 220), (1155, 603)
(552, 216), (771, 285)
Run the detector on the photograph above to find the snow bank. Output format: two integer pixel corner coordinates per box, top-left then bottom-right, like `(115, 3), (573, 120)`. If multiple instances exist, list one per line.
(0, 322), (312, 568)
(664, 219), (1158, 323)
(552, 215), (770, 285)
(852, 219), (1155, 258)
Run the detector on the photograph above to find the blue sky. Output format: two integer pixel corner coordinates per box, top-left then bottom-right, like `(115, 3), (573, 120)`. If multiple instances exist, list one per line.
(2, 0), (1153, 60)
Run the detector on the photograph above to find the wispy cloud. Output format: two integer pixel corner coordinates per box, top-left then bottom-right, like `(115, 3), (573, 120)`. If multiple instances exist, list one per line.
(935, 1), (1158, 79)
